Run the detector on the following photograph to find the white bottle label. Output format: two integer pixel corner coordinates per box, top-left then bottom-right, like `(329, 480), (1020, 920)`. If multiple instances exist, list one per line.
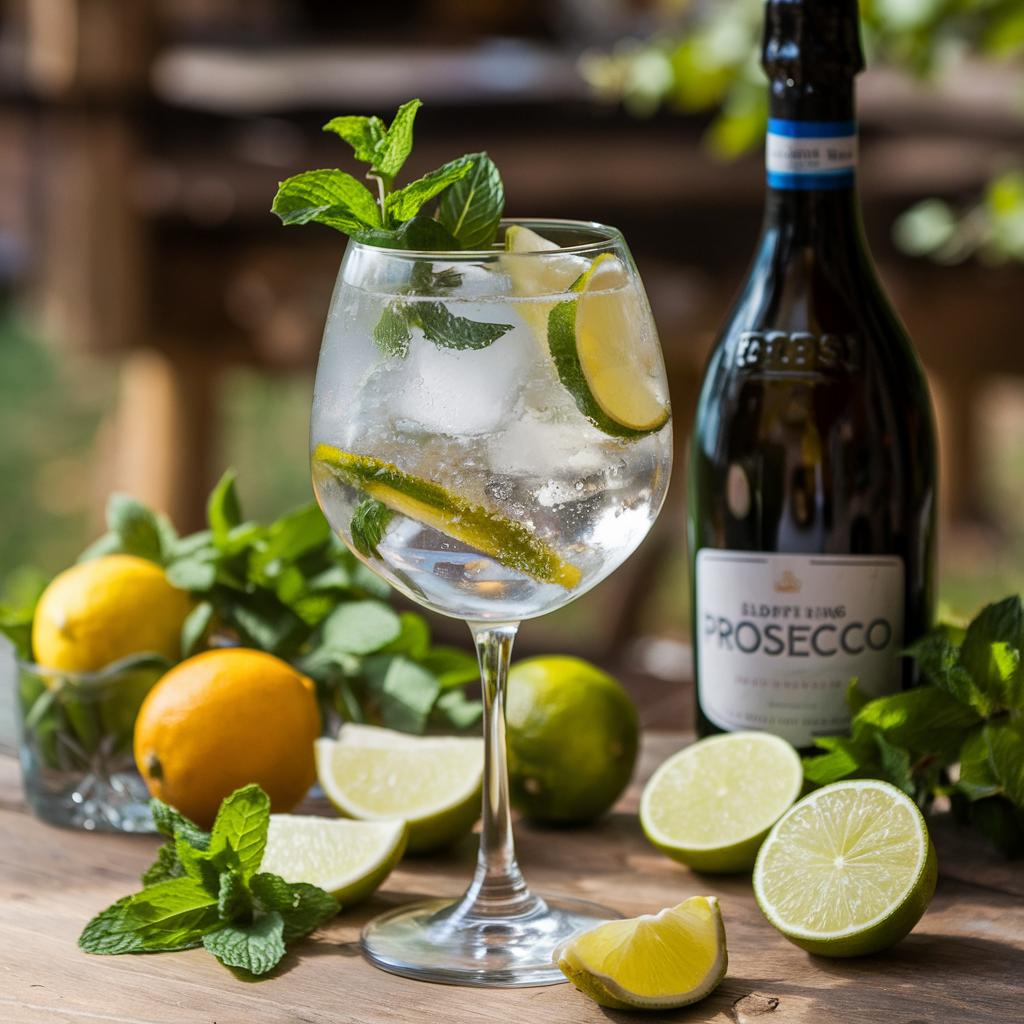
(695, 550), (905, 747)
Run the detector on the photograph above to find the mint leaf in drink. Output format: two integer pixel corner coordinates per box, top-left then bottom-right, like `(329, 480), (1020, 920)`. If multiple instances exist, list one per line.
(272, 170), (382, 233)
(438, 153), (505, 249)
(394, 215), (460, 251)
(322, 114), (387, 164)
(350, 498), (395, 559)
(386, 157), (473, 222)
(203, 913), (287, 976)
(411, 301), (513, 351)
(372, 304), (412, 359)
(249, 872), (340, 941)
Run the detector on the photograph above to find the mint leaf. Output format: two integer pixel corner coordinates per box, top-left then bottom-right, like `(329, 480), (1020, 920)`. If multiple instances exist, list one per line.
(203, 913), (286, 976)
(176, 838), (221, 894)
(151, 799), (211, 851)
(322, 114), (386, 163)
(905, 629), (994, 716)
(394, 216), (460, 251)
(986, 719), (1024, 806)
(373, 98), (422, 179)
(379, 656), (441, 734)
(106, 494), (164, 565)
(0, 566), (47, 659)
(846, 678), (871, 716)
(873, 731), (914, 795)
(372, 303), (412, 359)
(141, 842), (186, 887)
(209, 784), (270, 880)
(120, 878), (221, 950)
(273, 170), (382, 233)
(421, 646), (480, 688)
(181, 601), (214, 658)
(350, 499), (395, 560)
(434, 687), (483, 730)
(165, 555), (217, 592)
(207, 469), (243, 544)
(217, 870), (252, 921)
(410, 301), (513, 351)
(958, 596), (1024, 710)
(958, 725), (1002, 800)
(438, 152), (504, 249)
(79, 897), (146, 954)
(386, 157), (472, 222)
(322, 599), (402, 655)
(803, 735), (869, 786)
(381, 611), (432, 661)
(249, 873), (340, 941)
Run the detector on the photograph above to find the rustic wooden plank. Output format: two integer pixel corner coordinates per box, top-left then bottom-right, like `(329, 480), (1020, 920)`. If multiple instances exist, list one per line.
(2, 740), (1023, 1023)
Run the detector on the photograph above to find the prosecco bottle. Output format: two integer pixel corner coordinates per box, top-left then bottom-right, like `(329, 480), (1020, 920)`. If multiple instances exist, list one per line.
(687, 0), (937, 749)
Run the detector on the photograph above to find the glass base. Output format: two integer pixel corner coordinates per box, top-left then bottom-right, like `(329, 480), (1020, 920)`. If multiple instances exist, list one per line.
(361, 894), (621, 987)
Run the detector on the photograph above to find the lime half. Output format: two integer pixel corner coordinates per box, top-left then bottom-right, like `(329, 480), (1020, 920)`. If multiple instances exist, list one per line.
(313, 444), (582, 589)
(315, 724), (484, 853)
(547, 253), (669, 439)
(753, 779), (938, 956)
(641, 732), (803, 873)
(553, 896), (728, 1010)
(260, 814), (407, 906)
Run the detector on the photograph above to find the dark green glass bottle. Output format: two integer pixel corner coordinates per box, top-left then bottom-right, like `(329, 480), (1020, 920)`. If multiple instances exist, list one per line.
(688, 0), (937, 749)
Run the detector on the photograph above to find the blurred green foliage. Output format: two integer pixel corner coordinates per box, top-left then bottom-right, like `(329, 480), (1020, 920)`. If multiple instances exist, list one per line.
(579, 0), (1024, 262)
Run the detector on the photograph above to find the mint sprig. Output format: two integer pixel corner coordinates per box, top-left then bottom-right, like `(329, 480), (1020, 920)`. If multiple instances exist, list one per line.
(805, 594), (1024, 858)
(79, 786), (340, 976)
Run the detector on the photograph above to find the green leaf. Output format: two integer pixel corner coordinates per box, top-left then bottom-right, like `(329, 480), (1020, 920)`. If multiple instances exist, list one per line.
(872, 731), (914, 795)
(437, 152), (505, 249)
(434, 687), (483, 730)
(273, 170), (382, 235)
(210, 784), (270, 881)
(106, 494), (164, 564)
(803, 734), (872, 786)
(249, 872), (340, 941)
(165, 556), (218, 592)
(79, 897), (147, 955)
(372, 303), (412, 359)
(151, 799), (211, 851)
(121, 877), (221, 949)
(959, 596), (1024, 710)
(323, 114), (387, 163)
(176, 838), (222, 894)
(207, 469), (244, 543)
(76, 531), (123, 562)
(958, 725), (1002, 801)
(379, 656), (441, 733)
(905, 629), (995, 716)
(0, 566), (48, 659)
(386, 157), (472, 222)
(227, 591), (305, 655)
(845, 678), (871, 716)
(321, 600), (402, 655)
(181, 601), (214, 658)
(217, 869), (252, 922)
(409, 301), (513, 351)
(393, 216), (460, 251)
(967, 795), (1024, 859)
(141, 842), (186, 887)
(349, 499), (395, 560)
(381, 611), (431, 661)
(986, 719), (1024, 807)
(420, 646), (479, 688)
(373, 98), (422, 179)
(257, 503), (332, 569)
(203, 913), (286, 976)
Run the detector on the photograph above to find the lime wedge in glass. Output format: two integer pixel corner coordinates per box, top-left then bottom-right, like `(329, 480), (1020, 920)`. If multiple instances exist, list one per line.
(313, 444), (582, 589)
(753, 779), (938, 956)
(640, 732), (803, 873)
(260, 814), (407, 906)
(314, 724), (484, 853)
(553, 896), (728, 1010)
(547, 253), (670, 439)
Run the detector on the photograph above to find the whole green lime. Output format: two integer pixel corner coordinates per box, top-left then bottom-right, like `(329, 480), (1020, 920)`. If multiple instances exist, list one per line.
(506, 655), (639, 823)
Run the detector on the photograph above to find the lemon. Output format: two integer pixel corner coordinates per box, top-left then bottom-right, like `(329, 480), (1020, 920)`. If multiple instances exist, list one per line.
(32, 554), (192, 672)
(260, 814), (407, 906)
(554, 896), (728, 1010)
(753, 780), (938, 957)
(640, 732), (803, 873)
(547, 253), (670, 439)
(134, 648), (321, 830)
(506, 656), (638, 823)
(315, 724), (484, 853)
(503, 225), (589, 344)
(313, 445), (581, 589)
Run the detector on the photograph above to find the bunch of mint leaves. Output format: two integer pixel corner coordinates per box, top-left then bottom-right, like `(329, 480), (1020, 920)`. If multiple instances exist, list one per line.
(79, 785), (339, 976)
(271, 98), (512, 353)
(1, 470), (482, 740)
(805, 595), (1024, 857)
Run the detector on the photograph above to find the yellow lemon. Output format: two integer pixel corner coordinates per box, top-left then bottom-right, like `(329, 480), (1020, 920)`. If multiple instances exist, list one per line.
(32, 554), (192, 672)
(134, 648), (321, 830)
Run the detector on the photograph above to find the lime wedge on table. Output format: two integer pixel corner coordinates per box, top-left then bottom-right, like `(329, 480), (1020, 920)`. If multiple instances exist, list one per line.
(547, 253), (670, 439)
(753, 780), (938, 956)
(553, 896), (728, 1010)
(313, 444), (582, 590)
(640, 732), (803, 873)
(315, 725), (484, 853)
(260, 814), (407, 906)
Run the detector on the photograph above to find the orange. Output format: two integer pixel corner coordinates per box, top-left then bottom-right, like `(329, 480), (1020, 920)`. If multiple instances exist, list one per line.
(134, 648), (321, 829)
(32, 554), (192, 672)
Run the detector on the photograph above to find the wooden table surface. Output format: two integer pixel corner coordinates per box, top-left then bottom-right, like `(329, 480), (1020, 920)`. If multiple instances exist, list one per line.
(2, 733), (1023, 1024)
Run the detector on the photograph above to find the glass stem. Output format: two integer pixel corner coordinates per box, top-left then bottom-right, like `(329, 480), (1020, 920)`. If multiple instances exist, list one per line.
(460, 620), (540, 918)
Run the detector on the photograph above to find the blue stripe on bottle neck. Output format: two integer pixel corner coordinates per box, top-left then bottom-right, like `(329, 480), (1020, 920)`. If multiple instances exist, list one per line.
(768, 170), (856, 190)
(767, 119), (857, 138)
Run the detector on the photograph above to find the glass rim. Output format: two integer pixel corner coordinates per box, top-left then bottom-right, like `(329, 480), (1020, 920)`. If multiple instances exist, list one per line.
(347, 218), (625, 259)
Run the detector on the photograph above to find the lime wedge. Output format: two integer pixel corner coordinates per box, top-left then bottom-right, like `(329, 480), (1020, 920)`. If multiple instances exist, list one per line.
(314, 724), (484, 853)
(553, 896), (728, 1010)
(313, 444), (582, 590)
(260, 814), (407, 906)
(547, 253), (670, 439)
(640, 732), (803, 873)
(753, 780), (938, 956)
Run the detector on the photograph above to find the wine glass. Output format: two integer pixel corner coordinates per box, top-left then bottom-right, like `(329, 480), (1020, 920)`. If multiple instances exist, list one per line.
(310, 219), (672, 986)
